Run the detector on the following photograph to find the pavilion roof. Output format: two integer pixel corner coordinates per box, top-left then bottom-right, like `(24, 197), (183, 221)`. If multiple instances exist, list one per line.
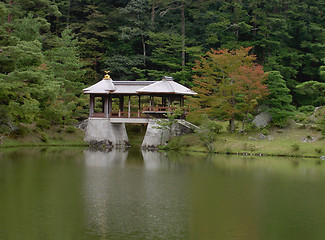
(83, 76), (197, 95)
(136, 76), (197, 95)
(83, 79), (115, 94)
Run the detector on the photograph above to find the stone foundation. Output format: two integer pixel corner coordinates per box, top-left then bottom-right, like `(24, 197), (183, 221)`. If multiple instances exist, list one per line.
(141, 119), (198, 149)
(85, 118), (130, 149)
(85, 118), (197, 150)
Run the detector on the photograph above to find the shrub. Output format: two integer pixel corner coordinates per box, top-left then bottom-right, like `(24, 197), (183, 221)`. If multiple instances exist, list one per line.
(224, 147), (233, 154)
(66, 126), (76, 133)
(64, 119), (78, 125)
(36, 119), (51, 129)
(315, 148), (323, 154)
(197, 116), (223, 152)
(294, 112), (307, 123)
(0, 125), (10, 134)
(11, 124), (30, 138)
(273, 118), (290, 128)
(297, 124), (306, 129)
(243, 143), (256, 151)
(298, 105), (315, 114)
(244, 123), (258, 133)
(260, 128), (269, 135)
(40, 132), (49, 142)
(291, 143), (300, 151)
(40, 107), (63, 125)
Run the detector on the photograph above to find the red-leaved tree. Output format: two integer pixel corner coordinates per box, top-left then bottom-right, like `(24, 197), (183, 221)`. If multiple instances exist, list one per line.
(192, 47), (269, 132)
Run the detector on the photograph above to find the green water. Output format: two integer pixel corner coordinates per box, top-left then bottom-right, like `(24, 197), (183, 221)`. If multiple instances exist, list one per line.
(0, 148), (325, 240)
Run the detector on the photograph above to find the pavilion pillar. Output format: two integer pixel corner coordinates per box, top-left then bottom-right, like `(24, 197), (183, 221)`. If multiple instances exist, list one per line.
(128, 96), (131, 118)
(104, 95), (109, 118)
(162, 97), (166, 107)
(180, 96), (184, 107)
(108, 95), (112, 117)
(89, 95), (95, 117)
(138, 95), (141, 117)
(119, 95), (124, 111)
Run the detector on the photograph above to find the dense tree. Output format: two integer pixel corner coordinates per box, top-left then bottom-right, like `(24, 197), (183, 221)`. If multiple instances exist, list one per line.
(261, 71), (295, 127)
(192, 47), (269, 132)
(0, 0), (324, 132)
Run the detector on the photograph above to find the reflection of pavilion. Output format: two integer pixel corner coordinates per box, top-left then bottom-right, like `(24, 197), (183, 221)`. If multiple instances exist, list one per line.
(84, 149), (128, 167)
(83, 149), (189, 238)
(141, 150), (169, 170)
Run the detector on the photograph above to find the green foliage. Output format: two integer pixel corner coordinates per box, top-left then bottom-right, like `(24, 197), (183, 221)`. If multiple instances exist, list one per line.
(11, 124), (30, 138)
(244, 123), (259, 133)
(196, 116), (223, 152)
(162, 135), (197, 151)
(0, 106), (12, 134)
(243, 143), (256, 152)
(0, 0), (324, 131)
(315, 148), (323, 154)
(40, 132), (49, 142)
(155, 107), (185, 130)
(192, 47), (269, 132)
(298, 105), (316, 114)
(261, 71), (295, 127)
(296, 81), (325, 106)
(66, 126), (76, 134)
(36, 119), (51, 130)
(260, 128), (270, 136)
(291, 143), (300, 151)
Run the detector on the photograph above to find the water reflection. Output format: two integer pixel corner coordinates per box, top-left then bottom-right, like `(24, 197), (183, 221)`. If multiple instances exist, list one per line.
(1, 148), (325, 240)
(142, 150), (168, 170)
(83, 149), (189, 239)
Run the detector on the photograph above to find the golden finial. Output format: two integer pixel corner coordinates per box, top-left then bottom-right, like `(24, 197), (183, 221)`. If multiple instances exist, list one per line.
(104, 70), (111, 79)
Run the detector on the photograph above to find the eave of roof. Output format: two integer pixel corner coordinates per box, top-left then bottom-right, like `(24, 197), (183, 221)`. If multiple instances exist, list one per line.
(83, 77), (197, 95)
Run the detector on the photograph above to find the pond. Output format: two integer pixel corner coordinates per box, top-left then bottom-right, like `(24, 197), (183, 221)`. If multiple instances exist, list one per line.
(0, 148), (325, 240)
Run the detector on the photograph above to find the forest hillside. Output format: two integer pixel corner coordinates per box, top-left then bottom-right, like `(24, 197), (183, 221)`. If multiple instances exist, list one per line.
(0, 0), (324, 137)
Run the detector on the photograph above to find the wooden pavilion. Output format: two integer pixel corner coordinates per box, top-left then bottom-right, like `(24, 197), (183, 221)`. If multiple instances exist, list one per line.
(83, 73), (197, 122)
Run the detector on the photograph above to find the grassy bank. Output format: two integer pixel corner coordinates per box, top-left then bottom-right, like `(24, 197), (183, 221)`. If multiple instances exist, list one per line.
(163, 123), (325, 158)
(0, 124), (146, 149)
(0, 126), (87, 148)
(1, 121), (324, 159)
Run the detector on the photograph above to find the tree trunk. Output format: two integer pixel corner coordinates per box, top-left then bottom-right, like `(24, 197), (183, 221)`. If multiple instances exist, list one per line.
(230, 117), (235, 132)
(67, 0), (71, 27)
(141, 33), (146, 67)
(7, 0), (13, 33)
(151, 4), (156, 28)
(180, 0), (186, 67)
(242, 111), (248, 130)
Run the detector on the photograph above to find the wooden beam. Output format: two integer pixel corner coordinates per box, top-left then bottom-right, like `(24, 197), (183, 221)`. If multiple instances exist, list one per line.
(108, 95), (112, 117)
(104, 95), (109, 118)
(119, 95), (124, 111)
(89, 95), (94, 117)
(128, 96), (131, 118)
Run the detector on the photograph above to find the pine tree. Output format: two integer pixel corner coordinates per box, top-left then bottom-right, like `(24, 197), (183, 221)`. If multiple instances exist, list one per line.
(261, 71), (295, 127)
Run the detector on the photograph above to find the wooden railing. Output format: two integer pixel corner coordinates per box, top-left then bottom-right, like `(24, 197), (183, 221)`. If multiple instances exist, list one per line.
(111, 110), (146, 118)
(91, 107), (190, 118)
(142, 106), (176, 112)
(91, 112), (105, 118)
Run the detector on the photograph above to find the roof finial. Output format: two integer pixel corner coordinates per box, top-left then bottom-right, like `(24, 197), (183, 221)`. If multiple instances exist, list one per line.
(104, 71), (111, 80)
